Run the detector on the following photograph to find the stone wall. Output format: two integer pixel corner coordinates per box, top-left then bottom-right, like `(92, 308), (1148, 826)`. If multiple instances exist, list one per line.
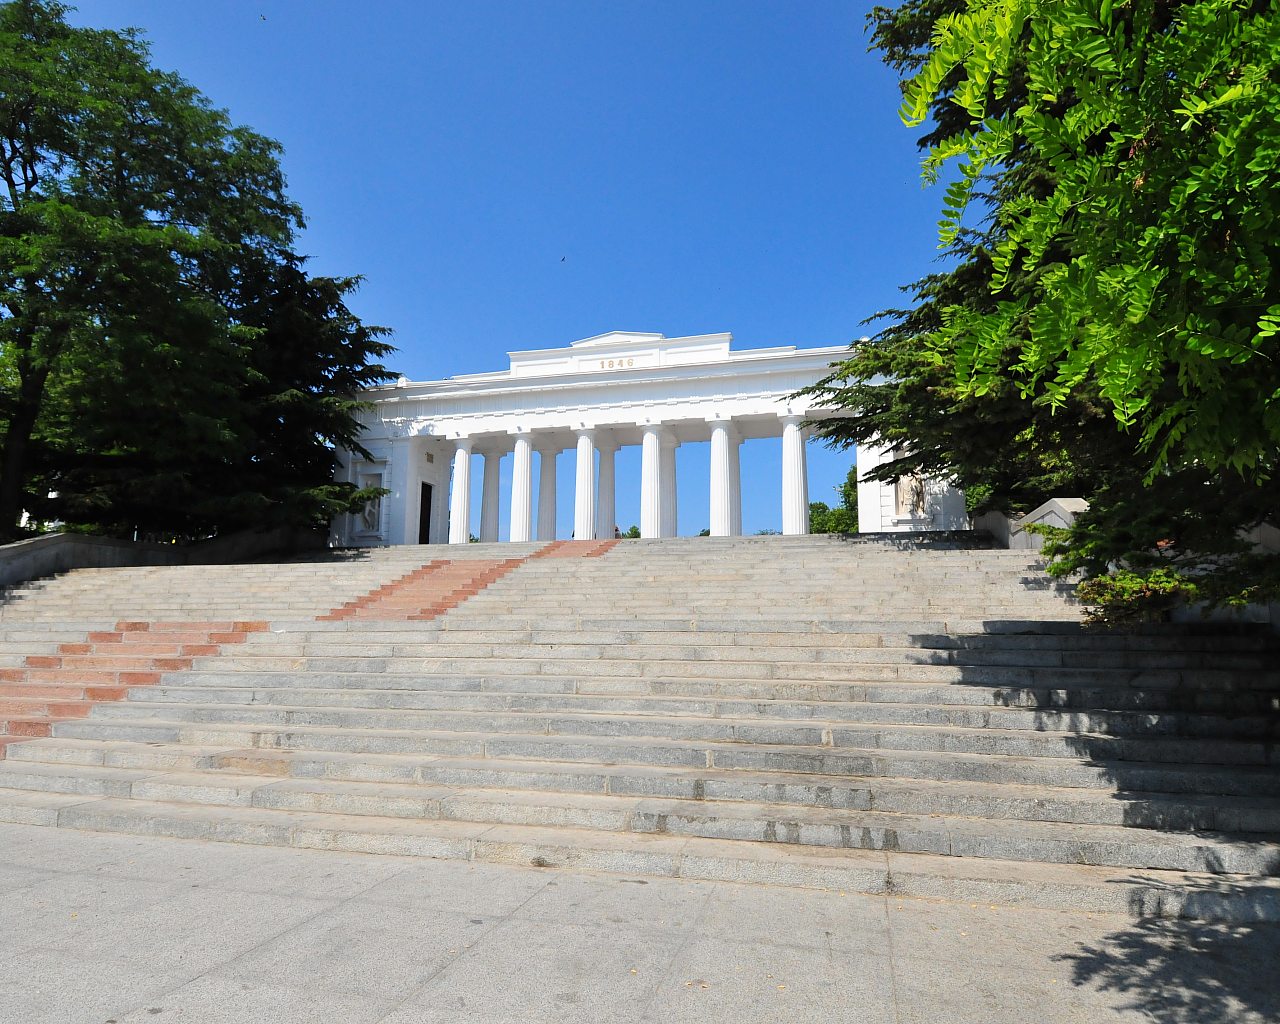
(0, 527), (326, 589)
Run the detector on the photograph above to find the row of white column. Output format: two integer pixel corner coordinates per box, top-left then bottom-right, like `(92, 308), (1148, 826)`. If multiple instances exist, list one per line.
(446, 416), (809, 544)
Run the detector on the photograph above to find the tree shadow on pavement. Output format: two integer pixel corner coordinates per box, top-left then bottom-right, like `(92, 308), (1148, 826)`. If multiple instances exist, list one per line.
(1055, 867), (1280, 1024)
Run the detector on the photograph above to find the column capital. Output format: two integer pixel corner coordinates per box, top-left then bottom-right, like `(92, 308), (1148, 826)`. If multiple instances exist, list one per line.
(574, 425), (596, 439)
(778, 412), (807, 427)
(706, 417), (740, 440)
(507, 427), (534, 440)
(451, 435), (474, 451)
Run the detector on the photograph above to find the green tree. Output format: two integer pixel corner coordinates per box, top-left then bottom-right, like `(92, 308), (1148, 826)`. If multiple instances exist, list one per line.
(809, 464), (859, 533)
(808, 1), (1127, 520)
(813, 0), (1280, 608)
(906, 0), (1280, 477)
(900, 0), (1280, 604)
(0, 0), (391, 539)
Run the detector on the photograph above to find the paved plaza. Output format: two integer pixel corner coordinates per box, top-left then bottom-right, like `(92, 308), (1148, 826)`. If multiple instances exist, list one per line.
(1, 822), (1275, 1024)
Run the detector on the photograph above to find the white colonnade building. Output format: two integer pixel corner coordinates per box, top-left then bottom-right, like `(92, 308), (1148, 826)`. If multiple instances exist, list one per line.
(334, 330), (965, 547)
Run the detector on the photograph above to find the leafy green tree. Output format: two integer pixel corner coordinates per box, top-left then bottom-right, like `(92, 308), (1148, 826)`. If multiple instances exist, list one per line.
(809, 464), (859, 533)
(902, 0), (1280, 605)
(0, 0), (391, 540)
(814, 0), (1280, 608)
(806, 1), (1118, 520)
(906, 0), (1280, 477)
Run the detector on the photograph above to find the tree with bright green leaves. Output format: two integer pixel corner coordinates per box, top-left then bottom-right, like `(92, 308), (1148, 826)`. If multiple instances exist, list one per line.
(907, 0), (1280, 477)
(807, 1), (1121, 521)
(0, 0), (392, 541)
(811, 0), (1280, 610)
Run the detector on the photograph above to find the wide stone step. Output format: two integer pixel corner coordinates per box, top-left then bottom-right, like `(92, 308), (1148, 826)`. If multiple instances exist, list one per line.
(225, 625), (1278, 653)
(63, 703), (1280, 765)
(42, 717), (1280, 791)
(89, 696), (1280, 760)
(205, 640), (1275, 671)
(459, 601), (1080, 616)
(0, 761), (1274, 874)
(289, 616), (1090, 634)
(158, 670), (1280, 715)
(10, 738), (1280, 833)
(2, 788), (1276, 920)
(5, 742), (1274, 829)
(182, 652), (1277, 689)
(125, 684), (1280, 740)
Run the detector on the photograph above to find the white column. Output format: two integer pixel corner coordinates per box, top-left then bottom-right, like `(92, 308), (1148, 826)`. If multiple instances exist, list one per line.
(573, 428), (596, 540)
(781, 415), (810, 536)
(387, 439), (415, 545)
(430, 466), (449, 544)
(509, 432), (534, 543)
(729, 433), (742, 537)
(595, 437), (617, 540)
(660, 435), (678, 538)
(333, 450), (354, 546)
(447, 439), (473, 544)
(480, 450), (502, 542)
(709, 420), (732, 538)
(640, 425), (662, 539)
(537, 447), (558, 541)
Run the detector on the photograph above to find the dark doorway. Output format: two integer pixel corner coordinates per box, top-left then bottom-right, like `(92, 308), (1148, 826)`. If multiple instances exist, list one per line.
(418, 482), (433, 544)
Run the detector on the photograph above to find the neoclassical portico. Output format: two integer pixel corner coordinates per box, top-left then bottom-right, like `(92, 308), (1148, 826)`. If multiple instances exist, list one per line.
(334, 331), (849, 546)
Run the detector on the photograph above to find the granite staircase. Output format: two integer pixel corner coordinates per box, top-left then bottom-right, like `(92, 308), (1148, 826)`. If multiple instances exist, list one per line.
(1, 535), (1278, 920)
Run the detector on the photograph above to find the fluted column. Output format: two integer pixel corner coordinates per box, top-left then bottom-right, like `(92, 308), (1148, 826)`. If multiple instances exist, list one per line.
(537, 447), (558, 541)
(447, 439), (473, 544)
(480, 450), (502, 542)
(430, 468), (449, 544)
(595, 436), (617, 540)
(509, 432), (534, 543)
(573, 428), (596, 540)
(709, 420), (733, 537)
(640, 425), (662, 539)
(728, 432), (742, 536)
(660, 435), (679, 538)
(781, 415), (810, 536)
(387, 438), (414, 545)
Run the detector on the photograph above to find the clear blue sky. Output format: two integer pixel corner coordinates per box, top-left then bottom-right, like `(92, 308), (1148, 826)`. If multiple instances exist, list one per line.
(68, 1), (945, 536)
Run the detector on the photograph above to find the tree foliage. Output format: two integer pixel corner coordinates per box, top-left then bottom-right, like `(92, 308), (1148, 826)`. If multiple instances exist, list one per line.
(907, 0), (1280, 477)
(806, 0), (1112, 518)
(0, 0), (392, 540)
(811, 0), (1280, 610)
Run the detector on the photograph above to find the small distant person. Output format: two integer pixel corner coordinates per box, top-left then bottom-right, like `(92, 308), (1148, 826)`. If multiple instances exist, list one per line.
(613, 525), (622, 539)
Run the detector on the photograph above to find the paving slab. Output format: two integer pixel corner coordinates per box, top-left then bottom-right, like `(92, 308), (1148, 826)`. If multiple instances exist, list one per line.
(2, 822), (1278, 1023)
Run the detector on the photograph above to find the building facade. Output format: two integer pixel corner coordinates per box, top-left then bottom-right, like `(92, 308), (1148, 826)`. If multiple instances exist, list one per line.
(335, 330), (965, 546)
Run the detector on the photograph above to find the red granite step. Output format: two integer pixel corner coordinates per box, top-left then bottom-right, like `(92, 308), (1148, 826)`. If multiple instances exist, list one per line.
(0, 620), (268, 759)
